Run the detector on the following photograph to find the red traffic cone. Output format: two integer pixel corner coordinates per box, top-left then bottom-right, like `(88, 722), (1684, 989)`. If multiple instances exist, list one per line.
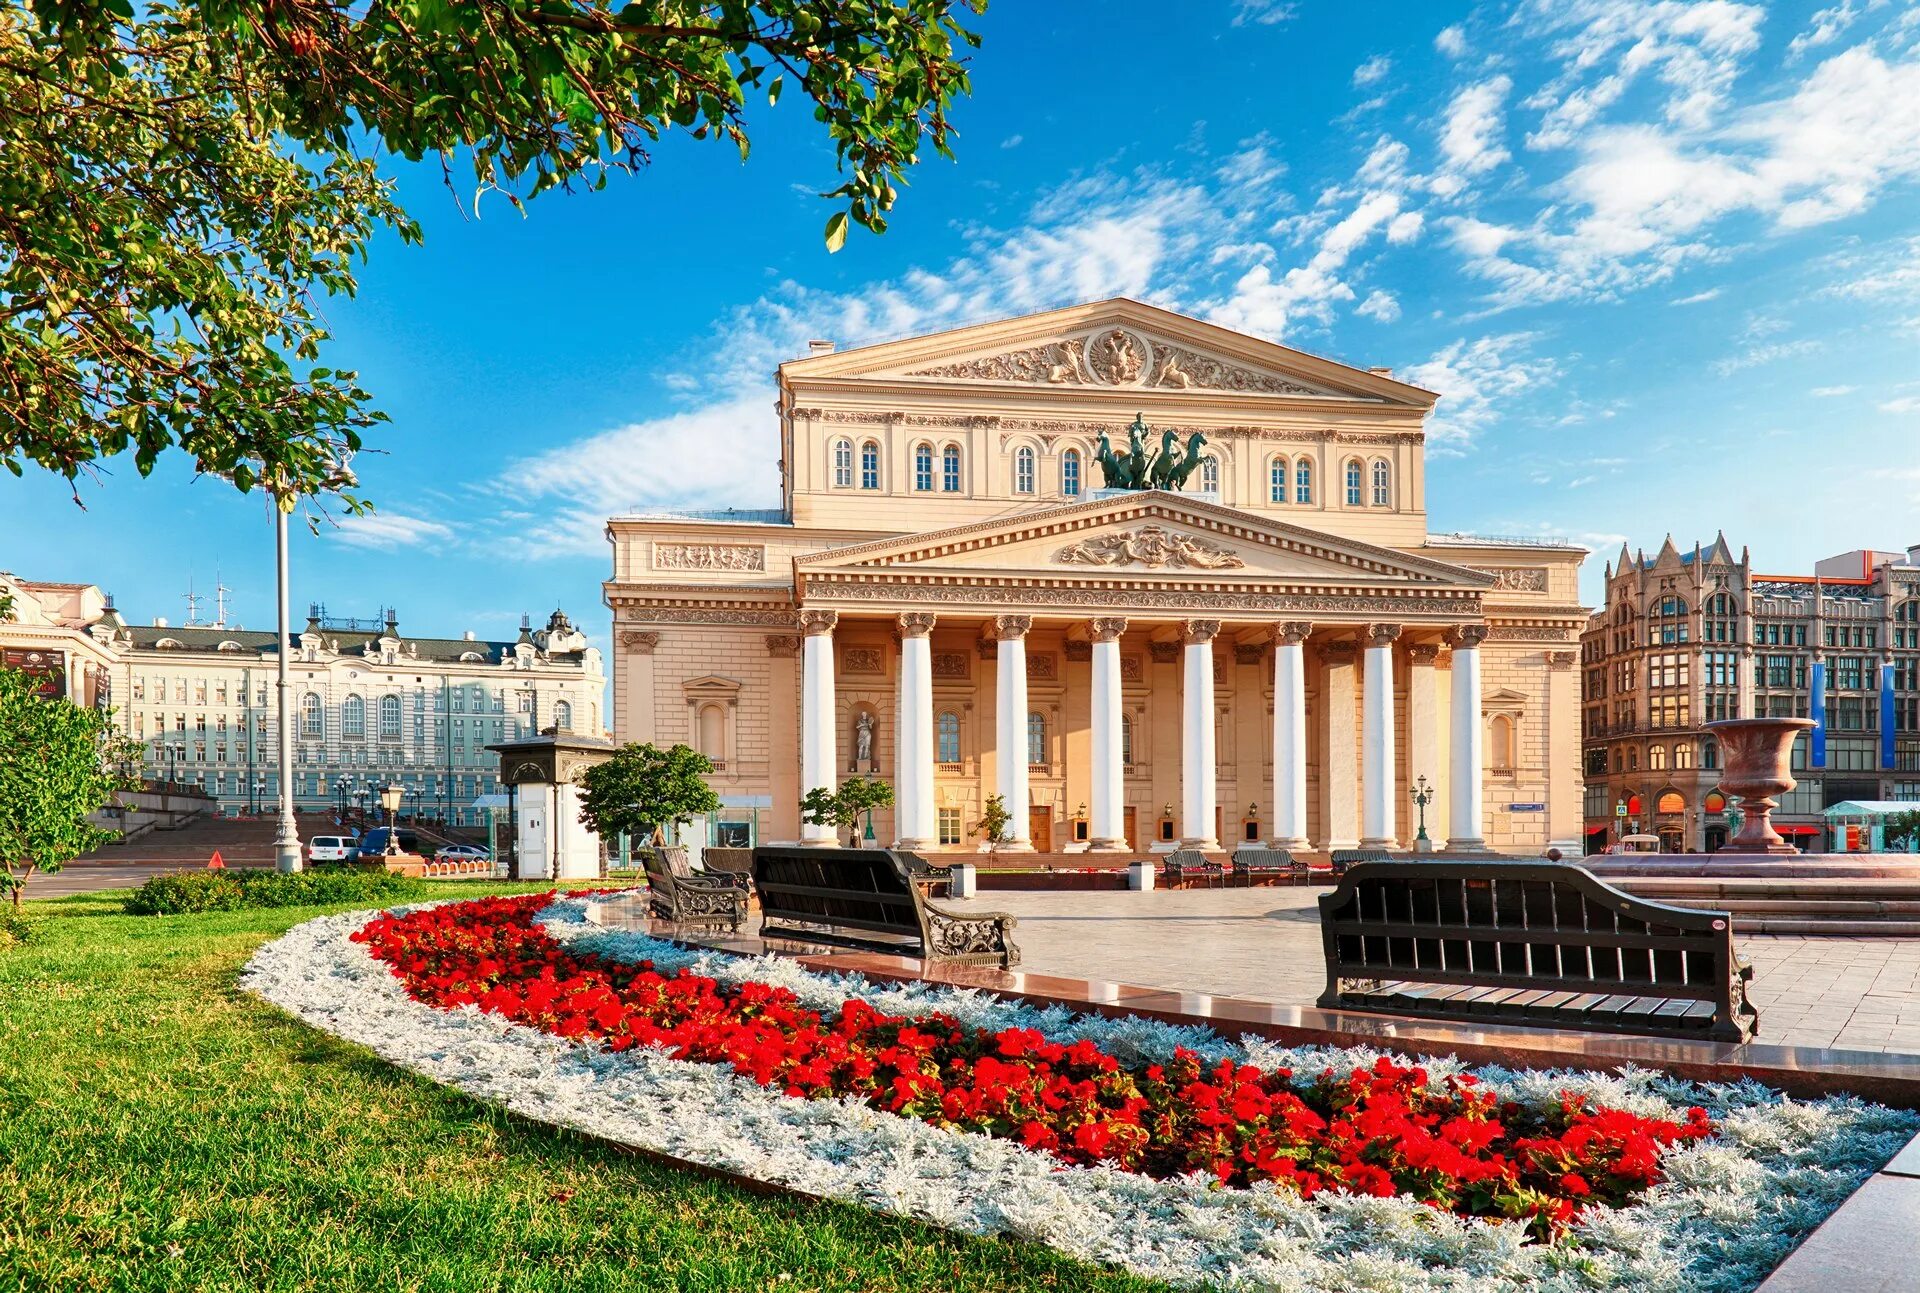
(207, 850), (226, 870)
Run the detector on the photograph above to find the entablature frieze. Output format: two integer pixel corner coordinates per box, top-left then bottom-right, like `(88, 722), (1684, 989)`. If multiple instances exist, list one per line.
(791, 407), (1420, 447)
(796, 574), (1485, 621)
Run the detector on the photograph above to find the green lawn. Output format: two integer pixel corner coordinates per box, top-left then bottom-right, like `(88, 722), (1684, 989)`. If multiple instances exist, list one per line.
(0, 886), (1161, 1292)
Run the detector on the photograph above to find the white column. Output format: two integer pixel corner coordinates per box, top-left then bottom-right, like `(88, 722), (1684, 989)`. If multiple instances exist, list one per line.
(894, 613), (937, 848)
(1180, 619), (1221, 849)
(1447, 624), (1487, 851)
(1270, 621), (1311, 850)
(1088, 617), (1128, 850)
(799, 609), (839, 844)
(1407, 642), (1442, 850)
(993, 615), (1034, 850)
(1361, 623), (1401, 849)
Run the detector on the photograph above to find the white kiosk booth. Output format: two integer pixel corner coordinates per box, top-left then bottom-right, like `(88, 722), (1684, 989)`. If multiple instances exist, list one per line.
(488, 727), (618, 881)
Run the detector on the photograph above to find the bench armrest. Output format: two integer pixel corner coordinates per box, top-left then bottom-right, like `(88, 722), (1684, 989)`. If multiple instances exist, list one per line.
(921, 901), (1020, 968)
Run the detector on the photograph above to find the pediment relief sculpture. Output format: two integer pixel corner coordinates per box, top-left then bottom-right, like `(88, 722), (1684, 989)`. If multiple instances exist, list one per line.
(906, 328), (1326, 395)
(1054, 524), (1245, 570)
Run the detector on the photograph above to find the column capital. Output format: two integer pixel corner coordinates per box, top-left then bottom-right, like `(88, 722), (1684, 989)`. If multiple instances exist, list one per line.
(764, 634), (800, 658)
(1548, 650), (1578, 671)
(897, 612), (937, 638)
(1407, 642), (1441, 665)
(617, 630), (659, 655)
(798, 609), (839, 637)
(1364, 622), (1402, 648)
(992, 614), (1033, 641)
(1088, 616), (1129, 643)
(1182, 618), (1222, 645)
(1444, 623), (1489, 650)
(1272, 621), (1313, 645)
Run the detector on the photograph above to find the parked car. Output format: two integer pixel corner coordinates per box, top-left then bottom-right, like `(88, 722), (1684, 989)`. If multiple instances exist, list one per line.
(434, 844), (491, 864)
(357, 827), (424, 856)
(307, 835), (360, 864)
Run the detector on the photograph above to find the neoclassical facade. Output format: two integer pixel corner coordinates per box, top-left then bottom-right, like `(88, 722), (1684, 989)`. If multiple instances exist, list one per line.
(605, 299), (1586, 854)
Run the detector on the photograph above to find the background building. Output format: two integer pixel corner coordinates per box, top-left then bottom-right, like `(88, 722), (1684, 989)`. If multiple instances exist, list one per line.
(0, 571), (118, 708)
(3, 576), (605, 826)
(605, 299), (1589, 855)
(1580, 537), (1920, 852)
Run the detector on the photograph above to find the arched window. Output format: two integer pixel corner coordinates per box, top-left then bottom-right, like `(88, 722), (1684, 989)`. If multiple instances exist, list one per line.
(1649, 743), (1667, 770)
(301, 692), (323, 737)
(1121, 715), (1135, 766)
(341, 694), (365, 738)
(941, 444), (962, 492)
(1061, 448), (1082, 497)
(1703, 739), (1720, 770)
(1014, 445), (1036, 494)
(913, 443), (934, 492)
(1344, 459), (1364, 506)
(1490, 714), (1515, 771)
(936, 711), (960, 763)
(1295, 458), (1313, 504)
(832, 438), (853, 488)
(1199, 455), (1220, 494)
(1656, 790), (1686, 815)
(859, 440), (880, 490)
(1612, 748), (1624, 773)
(697, 703), (725, 760)
(1627, 747), (1639, 771)
(1270, 456), (1288, 503)
(1026, 711), (1047, 766)
(378, 695), (401, 740)
(1370, 459), (1391, 506)
(1674, 741), (1693, 769)
(553, 700), (573, 730)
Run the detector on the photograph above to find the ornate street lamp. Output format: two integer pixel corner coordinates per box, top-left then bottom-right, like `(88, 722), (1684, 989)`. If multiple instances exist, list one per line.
(379, 782), (404, 855)
(1410, 776), (1434, 848)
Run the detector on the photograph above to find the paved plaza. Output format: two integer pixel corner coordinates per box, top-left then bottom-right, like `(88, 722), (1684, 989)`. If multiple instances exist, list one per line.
(960, 886), (1920, 1056)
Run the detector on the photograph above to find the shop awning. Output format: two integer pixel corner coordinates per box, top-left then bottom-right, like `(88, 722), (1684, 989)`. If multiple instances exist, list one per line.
(1776, 824), (1823, 836)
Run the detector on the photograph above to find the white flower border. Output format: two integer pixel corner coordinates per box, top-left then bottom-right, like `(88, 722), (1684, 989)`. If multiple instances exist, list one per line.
(238, 897), (1919, 1293)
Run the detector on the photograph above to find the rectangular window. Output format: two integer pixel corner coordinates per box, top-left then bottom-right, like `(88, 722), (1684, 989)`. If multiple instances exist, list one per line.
(194, 682), (207, 705)
(131, 678), (145, 701)
(1835, 656), (1866, 690)
(942, 448), (961, 493)
(914, 450), (933, 492)
(938, 807), (962, 846)
(1296, 461), (1312, 504)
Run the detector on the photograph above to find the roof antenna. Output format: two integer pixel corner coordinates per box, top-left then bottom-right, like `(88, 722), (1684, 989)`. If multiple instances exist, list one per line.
(182, 577), (204, 627)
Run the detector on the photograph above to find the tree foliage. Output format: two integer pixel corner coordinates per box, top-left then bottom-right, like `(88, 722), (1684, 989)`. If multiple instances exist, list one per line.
(972, 791), (1011, 853)
(1880, 809), (1920, 852)
(0, 667), (141, 907)
(3, 0), (982, 499)
(576, 741), (720, 843)
(799, 776), (893, 845)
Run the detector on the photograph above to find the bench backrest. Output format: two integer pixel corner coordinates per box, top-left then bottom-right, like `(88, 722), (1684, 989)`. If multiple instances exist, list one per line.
(1320, 861), (1737, 1003)
(1234, 847), (1298, 871)
(752, 846), (923, 940)
(1163, 849), (1218, 872)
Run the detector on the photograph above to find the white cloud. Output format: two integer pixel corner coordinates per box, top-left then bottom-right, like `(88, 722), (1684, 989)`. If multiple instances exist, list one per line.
(1210, 191), (1406, 337)
(330, 512), (456, 551)
(1355, 290), (1401, 322)
(1880, 395), (1920, 414)
(1435, 24), (1468, 58)
(495, 395), (780, 559)
(1711, 338), (1819, 376)
(1399, 334), (1557, 451)
(1231, 0), (1296, 25)
(1353, 55), (1392, 87)
(1789, 2), (1862, 60)
(1000, 134), (1024, 150)
(1832, 236), (1920, 299)
(1438, 76), (1514, 180)
(1811, 385), (1857, 396)
(1386, 211), (1425, 244)
(1671, 287), (1721, 304)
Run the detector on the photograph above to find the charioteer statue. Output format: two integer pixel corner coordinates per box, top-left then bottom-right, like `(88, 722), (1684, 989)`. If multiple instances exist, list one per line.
(1093, 413), (1208, 491)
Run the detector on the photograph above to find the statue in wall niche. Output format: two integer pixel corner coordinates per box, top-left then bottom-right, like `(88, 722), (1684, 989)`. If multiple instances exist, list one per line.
(853, 710), (877, 771)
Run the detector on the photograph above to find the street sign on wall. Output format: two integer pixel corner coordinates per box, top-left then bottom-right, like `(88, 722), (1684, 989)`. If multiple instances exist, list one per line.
(1507, 802), (1546, 812)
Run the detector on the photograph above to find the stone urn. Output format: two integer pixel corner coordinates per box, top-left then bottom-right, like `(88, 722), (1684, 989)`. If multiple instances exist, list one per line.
(1704, 717), (1817, 855)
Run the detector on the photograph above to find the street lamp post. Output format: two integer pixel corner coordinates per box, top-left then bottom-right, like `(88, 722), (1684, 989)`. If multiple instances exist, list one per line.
(379, 782), (404, 856)
(1409, 775), (1434, 852)
(272, 496), (302, 873)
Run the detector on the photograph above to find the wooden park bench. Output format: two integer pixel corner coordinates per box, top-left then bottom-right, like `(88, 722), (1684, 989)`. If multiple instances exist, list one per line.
(1162, 849), (1226, 888)
(1317, 860), (1759, 1044)
(1231, 847), (1303, 884)
(642, 846), (750, 932)
(1329, 847), (1391, 876)
(752, 846), (1018, 968)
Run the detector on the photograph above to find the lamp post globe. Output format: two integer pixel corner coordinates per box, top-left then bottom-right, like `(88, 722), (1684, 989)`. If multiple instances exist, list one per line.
(379, 782), (405, 855)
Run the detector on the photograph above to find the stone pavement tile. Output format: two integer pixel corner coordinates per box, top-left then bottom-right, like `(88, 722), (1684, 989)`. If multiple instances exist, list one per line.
(1882, 1134), (1920, 1178)
(1755, 1174), (1920, 1292)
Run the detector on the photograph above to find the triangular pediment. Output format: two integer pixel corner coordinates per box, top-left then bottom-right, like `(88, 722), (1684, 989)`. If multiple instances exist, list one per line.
(781, 298), (1435, 407)
(797, 494), (1494, 589)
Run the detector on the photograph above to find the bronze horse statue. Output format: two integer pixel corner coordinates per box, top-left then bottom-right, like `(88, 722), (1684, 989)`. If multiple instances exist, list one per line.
(1094, 415), (1206, 491)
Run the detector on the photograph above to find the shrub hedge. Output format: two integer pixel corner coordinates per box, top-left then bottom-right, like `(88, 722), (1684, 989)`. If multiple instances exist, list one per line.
(125, 867), (420, 916)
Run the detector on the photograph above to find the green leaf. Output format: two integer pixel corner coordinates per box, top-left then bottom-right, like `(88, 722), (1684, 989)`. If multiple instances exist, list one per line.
(824, 210), (849, 253)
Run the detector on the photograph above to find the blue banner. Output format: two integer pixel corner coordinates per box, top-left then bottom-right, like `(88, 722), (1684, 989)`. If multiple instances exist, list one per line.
(1884, 659), (1898, 770)
(1811, 659), (1827, 768)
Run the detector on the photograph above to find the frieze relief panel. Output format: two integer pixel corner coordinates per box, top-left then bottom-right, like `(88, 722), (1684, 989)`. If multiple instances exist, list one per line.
(805, 580), (1486, 617)
(841, 647), (885, 674)
(904, 328), (1329, 396)
(1120, 656), (1144, 683)
(652, 542), (766, 572)
(1055, 525), (1246, 570)
(1026, 654), (1058, 681)
(1470, 566), (1549, 593)
(932, 652), (971, 679)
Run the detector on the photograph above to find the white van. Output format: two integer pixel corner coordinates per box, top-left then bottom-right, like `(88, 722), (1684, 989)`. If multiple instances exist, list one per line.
(307, 835), (360, 864)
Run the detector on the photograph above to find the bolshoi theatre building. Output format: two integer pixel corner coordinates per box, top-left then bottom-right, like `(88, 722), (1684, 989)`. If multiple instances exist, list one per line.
(604, 300), (1586, 856)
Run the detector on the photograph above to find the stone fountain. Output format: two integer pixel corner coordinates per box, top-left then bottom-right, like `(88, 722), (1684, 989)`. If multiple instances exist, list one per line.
(1703, 717), (1818, 855)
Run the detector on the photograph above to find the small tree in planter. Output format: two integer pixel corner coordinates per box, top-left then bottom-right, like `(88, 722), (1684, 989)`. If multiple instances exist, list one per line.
(799, 777), (896, 846)
(577, 743), (720, 854)
(1881, 809), (1920, 853)
(0, 667), (141, 911)
(973, 793), (1014, 855)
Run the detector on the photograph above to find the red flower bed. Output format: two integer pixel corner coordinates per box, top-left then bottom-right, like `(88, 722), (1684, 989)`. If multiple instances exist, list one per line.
(352, 894), (1711, 1236)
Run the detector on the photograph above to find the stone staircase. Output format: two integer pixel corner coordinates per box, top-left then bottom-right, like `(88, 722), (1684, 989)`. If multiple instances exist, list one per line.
(76, 814), (337, 867)
(1582, 856), (1920, 935)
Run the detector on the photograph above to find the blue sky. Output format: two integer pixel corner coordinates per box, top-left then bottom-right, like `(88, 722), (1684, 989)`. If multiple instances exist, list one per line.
(8, 0), (1920, 660)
